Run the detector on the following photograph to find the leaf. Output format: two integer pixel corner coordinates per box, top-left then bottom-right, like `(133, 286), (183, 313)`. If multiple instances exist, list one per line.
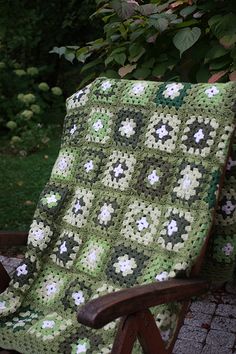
(129, 43), (143, 59)
(133, 67), (151, 79)
(208, 14), (236, 40)
(111, 0), (138, 20)
(138, 4), (158, 16)
(152, 63), (169, 77)
(180, 5), (197, 18)
(118, 64), (137, 77)
(114, 52), (126, 66)
(220, 34), (236, 49)
(208, 70), (227, 83)
(149, 17), (169, 32)
(205, 44), (228, 61)
(173, 27), (201, 56)
(81, 58), (103, 73)
(229, 71), (236, 81)
(196, 65), (210, 83)
(209, 58), (231, 70)
(64, 52), (75, 63)
(49, 46), (66, 57)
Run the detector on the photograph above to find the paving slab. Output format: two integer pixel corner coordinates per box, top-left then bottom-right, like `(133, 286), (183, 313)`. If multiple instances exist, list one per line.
(172, 339), (203, 354)
(206, 329), (235, 348)
(184, 310), (212, 328)
(190, 301), (216, 315)
(201, 344), (233, 354)
(215, 304), (236, 318)
(178, 325), (208, 343)
(211, 316), (236, 333)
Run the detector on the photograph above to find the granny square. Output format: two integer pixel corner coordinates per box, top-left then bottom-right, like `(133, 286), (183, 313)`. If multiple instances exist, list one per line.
(113, 108), (145, 148)
(101, 150), (136, 191)
(63, 187), (94, 228)
(144, 112), (181, 153)
(50, 229), (83, 269)
(155, 82), (191, 109)
(76, 146), (106, 185)
(86, 106), (113, 144)
(135, 156), (175, 200)
(51, 147), (77, 181)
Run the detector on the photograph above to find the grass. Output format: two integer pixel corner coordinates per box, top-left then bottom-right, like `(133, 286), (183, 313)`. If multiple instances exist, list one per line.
(0, 137), (61, 231)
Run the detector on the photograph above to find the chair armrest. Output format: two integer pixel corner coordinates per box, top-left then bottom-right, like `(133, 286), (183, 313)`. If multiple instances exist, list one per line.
(77, 278), (210, 329)
(0, 262), (11, 293)
(0, 231), (28, 248)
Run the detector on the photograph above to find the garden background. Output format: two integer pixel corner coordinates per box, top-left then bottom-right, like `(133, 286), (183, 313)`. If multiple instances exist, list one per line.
(0, 0), (235, 231)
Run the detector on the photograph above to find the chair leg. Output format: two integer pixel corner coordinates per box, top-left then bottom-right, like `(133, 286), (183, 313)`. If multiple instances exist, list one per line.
(111, 314), (139, 354)
(0, 262), (10, 293)
(137, 309), (167, 354)
(112, 310), (168, 354)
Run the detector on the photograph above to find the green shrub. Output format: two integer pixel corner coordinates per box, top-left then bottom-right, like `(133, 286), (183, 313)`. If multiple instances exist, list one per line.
(0, 60), (65, 154)
(56, 0), (236, 86)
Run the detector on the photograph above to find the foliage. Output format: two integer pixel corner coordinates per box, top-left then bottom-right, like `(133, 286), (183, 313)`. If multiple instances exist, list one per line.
(57, 0), (236, 86)
(0, 60), (65, 154)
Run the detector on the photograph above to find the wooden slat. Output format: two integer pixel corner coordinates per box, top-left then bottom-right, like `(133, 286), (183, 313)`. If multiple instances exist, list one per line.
(0, 262), (10, 293)
(78, 278), (210, 329)
(0, 232), (28, 248)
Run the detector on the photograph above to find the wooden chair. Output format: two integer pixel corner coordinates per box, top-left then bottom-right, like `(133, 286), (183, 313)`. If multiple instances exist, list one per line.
(0, 79), (235, 354)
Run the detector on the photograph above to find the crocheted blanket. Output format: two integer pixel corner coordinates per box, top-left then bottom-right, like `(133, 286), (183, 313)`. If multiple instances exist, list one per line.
(0, 79), (235, 354)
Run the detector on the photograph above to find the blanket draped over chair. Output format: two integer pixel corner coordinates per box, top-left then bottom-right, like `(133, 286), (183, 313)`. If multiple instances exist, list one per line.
(0, 79), (235, 354)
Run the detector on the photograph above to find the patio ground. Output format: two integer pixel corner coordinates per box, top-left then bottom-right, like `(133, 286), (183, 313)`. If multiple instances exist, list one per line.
(0, 256), (236, 354)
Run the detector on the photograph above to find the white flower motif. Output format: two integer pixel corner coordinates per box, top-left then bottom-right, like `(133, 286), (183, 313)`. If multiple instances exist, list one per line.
(0, 301), (6, 310)
(205, 85), (219, 98)
(148, 170), (160, 185)
(31, 228), (44, 241)
(119, 119), (136, 138)
(98, 203), (114, 225)
(92, 119), (103, 132)
(57, 157), (69, 171)
(46, 194), (58, 204)
(222, 243), (234, 256)
(46, 282), (58, 296)
(59, 241), (67, 254)
(227, 157), (236, 171)
(76, 343), (87, 353)
(174, 165), (202, 200)
(113, 255), (137, 276)
(167, 220), (178, 236)
(101, 80), (112, 91)
(182, 175), (192, 190)
(132, 83), (145, 95)
(156, 124), (169, 139)
(114, 163), (124, 178)
(85, 247), (103, 268)
(74, 201), (82, 213)
(72, 291), (85, 306)
(84, 160), (94, 172)
(136, 217), (149, 231)
(70, 124), (77, 135)
(222, 200), (236, 215)
(16, 264), (28, 276)
(155, 271), (169, 282)
(194, 128), (204, 143)
(42, 320), (55, 329)
(163, 83), (184, 99)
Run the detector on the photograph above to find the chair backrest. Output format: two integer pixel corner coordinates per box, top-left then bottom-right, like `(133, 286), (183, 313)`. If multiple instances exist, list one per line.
(1, 78), (236, 321)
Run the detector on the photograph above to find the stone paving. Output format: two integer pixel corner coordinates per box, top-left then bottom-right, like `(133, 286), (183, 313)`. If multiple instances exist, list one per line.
(0, 256), (236, 354)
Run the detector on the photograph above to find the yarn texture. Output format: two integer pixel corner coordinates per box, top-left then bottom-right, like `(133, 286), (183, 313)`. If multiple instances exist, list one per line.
(0, 78), (235, 353)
